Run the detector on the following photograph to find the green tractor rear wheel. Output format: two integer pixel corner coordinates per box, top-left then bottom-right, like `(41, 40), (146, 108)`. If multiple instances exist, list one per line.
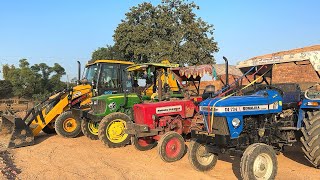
(81, 119), (99, 140)
(98, 112), (132, 148)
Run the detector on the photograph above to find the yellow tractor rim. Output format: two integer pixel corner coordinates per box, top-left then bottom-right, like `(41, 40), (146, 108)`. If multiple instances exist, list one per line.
(106, 119), (128, 143)
(63, 118), (77, 133)
(88, 121), (99, 135)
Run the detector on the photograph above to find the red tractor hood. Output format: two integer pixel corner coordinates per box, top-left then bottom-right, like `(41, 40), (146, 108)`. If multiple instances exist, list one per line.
(133, 100), (198, 129)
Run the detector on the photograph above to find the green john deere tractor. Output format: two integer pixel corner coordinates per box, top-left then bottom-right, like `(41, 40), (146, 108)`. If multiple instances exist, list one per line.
(80, 61), (181, 143)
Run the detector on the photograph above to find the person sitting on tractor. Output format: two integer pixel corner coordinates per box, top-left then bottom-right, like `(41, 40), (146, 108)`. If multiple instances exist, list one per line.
(103, 70), (116, 88)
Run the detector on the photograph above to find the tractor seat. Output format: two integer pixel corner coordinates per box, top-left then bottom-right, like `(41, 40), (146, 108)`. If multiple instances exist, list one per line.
(273, 83), (301, 109)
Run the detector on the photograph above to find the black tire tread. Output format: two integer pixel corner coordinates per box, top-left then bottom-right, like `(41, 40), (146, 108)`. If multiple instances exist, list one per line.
(300, 111), (320, 168)
(55, 111), (81, 138)
(240, 143), (261, 180)
(157, 131), (185, 163)
(132, 136), (156, 151)
(240, 143), (278, 180)
(81, 119), (99, 140)
(188, 139), (217, 172)
(98, 112), (132, 148)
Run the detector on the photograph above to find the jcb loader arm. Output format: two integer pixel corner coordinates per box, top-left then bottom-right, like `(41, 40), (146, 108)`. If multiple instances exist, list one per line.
(0, 90), (69, 148)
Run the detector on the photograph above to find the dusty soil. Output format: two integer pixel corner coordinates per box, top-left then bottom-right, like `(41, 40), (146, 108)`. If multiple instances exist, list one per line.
(0, 146), (21, 180)
(0, 133), (317, 180)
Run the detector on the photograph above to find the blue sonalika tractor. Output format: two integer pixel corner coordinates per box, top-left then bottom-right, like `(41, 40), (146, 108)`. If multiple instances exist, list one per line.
(188, 52), (320, 180)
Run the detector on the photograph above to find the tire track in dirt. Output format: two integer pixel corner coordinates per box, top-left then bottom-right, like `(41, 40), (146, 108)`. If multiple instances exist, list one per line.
(0, 146), (21, 179)
(9, 134), (320, 180)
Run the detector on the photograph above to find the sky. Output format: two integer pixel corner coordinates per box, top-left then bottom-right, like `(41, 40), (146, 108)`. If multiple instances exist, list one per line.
(0, 0), (319, 80)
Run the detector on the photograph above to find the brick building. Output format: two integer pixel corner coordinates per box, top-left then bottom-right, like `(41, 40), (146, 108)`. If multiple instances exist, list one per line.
(237, 45), (320, 90)
(175, 45), (319, 94)
(272, 60), (318, 90)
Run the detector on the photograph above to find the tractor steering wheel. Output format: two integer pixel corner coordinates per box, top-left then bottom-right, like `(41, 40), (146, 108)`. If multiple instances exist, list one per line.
(256, 85), (284, 96)
(243, 84), (284, 96)
(304, 83), (320, 100)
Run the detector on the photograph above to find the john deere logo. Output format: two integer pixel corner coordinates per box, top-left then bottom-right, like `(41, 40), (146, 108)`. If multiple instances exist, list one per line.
(108, 102), (116, 111)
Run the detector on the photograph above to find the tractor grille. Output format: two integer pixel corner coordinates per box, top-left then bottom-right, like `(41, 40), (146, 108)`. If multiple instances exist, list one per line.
(212, 117), (229, 135)
(133, 105), (145, 124)
(92, 100), (106, 114)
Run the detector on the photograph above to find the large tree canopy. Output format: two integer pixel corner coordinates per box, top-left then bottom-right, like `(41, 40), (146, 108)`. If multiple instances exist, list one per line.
(112, 0), (218, 65)
(2, 59), (66, 99)
(91, 45), (126, 62)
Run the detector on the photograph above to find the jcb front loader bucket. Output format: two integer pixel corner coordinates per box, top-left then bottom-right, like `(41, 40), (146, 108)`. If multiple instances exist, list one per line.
(0, 115), (34, 148)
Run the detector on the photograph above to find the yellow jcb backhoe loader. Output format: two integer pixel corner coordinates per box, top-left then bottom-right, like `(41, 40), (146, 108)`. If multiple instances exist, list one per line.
(0, 60), (134, 148)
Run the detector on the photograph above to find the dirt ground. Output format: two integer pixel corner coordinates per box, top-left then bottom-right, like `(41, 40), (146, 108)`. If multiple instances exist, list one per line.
(0, 133), (318, 180)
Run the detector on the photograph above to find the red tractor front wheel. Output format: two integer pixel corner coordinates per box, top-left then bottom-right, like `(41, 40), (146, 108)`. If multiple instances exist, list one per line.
(158, 131), (185, 162)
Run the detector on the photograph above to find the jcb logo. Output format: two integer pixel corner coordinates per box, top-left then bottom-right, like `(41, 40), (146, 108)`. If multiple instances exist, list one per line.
(72, 91), (82, 98)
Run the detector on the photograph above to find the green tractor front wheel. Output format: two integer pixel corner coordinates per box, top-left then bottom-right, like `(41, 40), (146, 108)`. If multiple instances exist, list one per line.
(81, 119), (99, 140)
(98, 112), (132, 148)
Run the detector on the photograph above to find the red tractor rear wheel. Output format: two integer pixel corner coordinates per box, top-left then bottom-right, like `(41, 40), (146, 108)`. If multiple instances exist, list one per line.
(158, 131), (185, 162)
(132, 136), (156, 151)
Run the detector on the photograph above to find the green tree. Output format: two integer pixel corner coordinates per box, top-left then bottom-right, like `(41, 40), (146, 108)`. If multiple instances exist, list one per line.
(0, 80), (13, 98)
(91, 45), (127, 62)
(48, 63), (66, 91)
(3, 59), (39, 97)
(2, 59), (66, 99)
(113, 0), (218, 65)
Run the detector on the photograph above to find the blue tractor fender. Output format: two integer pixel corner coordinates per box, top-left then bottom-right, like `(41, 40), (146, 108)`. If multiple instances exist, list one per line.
(297, 99), (320, 129)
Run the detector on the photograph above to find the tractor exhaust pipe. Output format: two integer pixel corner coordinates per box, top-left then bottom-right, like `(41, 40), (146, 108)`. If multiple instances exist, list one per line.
(77, 61), (81, 85)
(158, 71), (163, 101)
(223, 56), (229, 87)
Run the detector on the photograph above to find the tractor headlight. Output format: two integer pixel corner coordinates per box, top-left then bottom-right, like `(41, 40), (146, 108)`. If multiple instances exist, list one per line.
(306, 102), (319, 106)
(232, 118), (241, 128)
(92, 100), (98, 105)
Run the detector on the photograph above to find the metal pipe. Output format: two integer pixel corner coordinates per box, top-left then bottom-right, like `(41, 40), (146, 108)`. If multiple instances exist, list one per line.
(77, 61), (81, 84)
(223, 56), (229, 87)
(158, 70), (163, 101)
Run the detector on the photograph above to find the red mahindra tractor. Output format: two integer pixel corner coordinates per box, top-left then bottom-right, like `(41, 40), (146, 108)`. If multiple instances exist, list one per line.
(125, 65), (212, 162)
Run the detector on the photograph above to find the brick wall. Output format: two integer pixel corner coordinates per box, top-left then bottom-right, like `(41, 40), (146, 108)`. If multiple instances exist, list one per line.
(272, 61), (318, 90)
(193, 60), (319, 93)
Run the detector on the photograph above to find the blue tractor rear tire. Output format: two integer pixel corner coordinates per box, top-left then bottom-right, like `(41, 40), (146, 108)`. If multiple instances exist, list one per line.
(301, 111), (320, 169)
